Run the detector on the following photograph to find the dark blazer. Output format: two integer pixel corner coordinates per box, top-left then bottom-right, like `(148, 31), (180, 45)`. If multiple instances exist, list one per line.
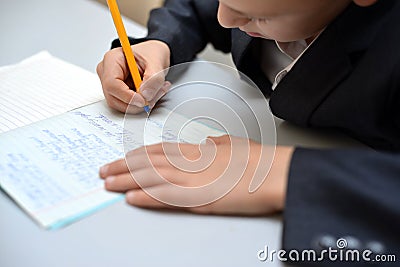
(113, 0), (400, 265)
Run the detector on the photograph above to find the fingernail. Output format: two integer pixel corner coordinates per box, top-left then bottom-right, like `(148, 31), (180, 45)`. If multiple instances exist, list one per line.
(126, 191), (135, 201)
(105, 176), (115, 184)
(141, 90), (152, 100)
(163, 81), (171, 90)
(132, 100), (144, 107)
(100, 165), (109, 176)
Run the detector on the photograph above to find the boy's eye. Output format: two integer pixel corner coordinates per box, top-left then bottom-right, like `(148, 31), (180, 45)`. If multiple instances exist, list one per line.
(248, 17), (267, 22)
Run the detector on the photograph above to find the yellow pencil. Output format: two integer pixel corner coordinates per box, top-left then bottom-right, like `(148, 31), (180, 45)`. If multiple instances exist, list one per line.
(106, 0), (150, 114)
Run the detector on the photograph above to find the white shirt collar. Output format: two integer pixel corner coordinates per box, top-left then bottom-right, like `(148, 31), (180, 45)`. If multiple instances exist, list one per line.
(260, 30), (324, 90)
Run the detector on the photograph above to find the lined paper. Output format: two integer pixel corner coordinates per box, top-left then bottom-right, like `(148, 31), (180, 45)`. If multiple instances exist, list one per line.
(0, 101), (223, 229)
(0, 51), (104, 133)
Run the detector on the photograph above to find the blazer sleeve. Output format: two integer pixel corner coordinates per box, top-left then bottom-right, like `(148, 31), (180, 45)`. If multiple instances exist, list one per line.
(283, 148), (400, 266)
(112, 0), (231, 65)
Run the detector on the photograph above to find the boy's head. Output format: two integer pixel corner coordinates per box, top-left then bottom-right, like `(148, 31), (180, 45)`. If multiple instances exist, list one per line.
(217, 0), (378, 42)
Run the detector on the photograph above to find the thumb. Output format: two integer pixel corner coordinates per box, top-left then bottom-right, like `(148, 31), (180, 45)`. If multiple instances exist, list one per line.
(206, 135), (231, 145)
(140, 66), (167, 102)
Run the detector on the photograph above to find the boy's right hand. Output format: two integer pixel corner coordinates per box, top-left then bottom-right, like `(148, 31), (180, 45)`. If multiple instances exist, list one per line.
(97, 40), (171, 114)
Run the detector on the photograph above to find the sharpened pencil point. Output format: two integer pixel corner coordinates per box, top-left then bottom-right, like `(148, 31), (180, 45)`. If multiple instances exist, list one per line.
(144, 105), (150, 115)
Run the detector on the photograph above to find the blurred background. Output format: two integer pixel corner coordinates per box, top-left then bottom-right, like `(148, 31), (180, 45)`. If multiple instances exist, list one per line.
(95, 0), (234, 66)
(97, 0), (162, 25)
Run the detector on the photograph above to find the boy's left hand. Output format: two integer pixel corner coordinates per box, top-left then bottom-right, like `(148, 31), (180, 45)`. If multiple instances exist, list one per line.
(99, 135), (294, 215)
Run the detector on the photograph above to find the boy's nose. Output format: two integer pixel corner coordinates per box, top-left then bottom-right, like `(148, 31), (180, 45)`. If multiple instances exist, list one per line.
(217, 3), (250, 28)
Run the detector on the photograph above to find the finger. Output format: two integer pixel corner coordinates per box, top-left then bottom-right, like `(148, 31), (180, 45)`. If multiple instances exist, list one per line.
(126, 143), (181, 163)
(99, 158), (128, 178)
(147, 81), (171, 108)
(140, 68), (167, 102)
(104, 173), (136, 192)
(128, 143), (204, 168)
(103, 48), (131, 80)
(126, 148), (176, 172)
(157, 142), (201, 155)
(162, 81), (172, 91)
(96, 60), (104, 78)
(129, 92), (146, 108)
(125, 185), (212, 211)
(107, 164), (178, 192)
(104, 93), (129, 113)
(104, 93), (144, 114)
(100, 49), (142, 105)
(188, 205), (215, 215)
(126, 188), (173, 209)
(126, 143), (163, 158)
(103, 78), (135, 104)
(207, 135), (231, 145)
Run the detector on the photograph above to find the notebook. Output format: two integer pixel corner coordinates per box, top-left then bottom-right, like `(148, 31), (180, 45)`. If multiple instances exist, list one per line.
(0, 52), (223, 229)
(0, 51), (104, 133)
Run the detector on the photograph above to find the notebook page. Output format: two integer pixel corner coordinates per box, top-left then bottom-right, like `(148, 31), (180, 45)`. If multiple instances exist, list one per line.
(0, 101), (223, 229)
(0, 51), (104, 133)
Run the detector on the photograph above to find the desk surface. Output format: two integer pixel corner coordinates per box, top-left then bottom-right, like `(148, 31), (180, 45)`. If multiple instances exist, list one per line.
(0, 1), (362, 267)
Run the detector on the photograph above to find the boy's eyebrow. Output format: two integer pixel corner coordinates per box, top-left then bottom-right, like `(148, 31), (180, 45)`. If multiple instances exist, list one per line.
(221, 2), (265, 18)
(219, 1), (249, 17)
(230, 6), (247, 16)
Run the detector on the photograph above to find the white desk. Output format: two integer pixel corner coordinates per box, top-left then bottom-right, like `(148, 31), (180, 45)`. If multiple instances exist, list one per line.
(0, 1), (362, 267)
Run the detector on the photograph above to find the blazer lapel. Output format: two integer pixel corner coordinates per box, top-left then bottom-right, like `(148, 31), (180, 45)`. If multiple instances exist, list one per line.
(232, 29), (273, 95)
(269, 24), (352, 126)
(231, 28), (252, 66)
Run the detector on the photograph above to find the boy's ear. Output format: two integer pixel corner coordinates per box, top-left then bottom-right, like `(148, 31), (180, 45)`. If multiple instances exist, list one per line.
(353, 0), (378, 7)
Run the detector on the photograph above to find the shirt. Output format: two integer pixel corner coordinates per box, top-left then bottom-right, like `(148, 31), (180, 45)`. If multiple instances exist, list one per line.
(261, 34), (322, 90)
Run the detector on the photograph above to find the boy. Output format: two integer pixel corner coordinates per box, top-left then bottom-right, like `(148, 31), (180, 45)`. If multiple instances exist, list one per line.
(97, 0), (399, 265)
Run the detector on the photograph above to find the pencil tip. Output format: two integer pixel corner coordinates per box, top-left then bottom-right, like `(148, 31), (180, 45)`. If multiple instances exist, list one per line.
(144, 105), (150, 115)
